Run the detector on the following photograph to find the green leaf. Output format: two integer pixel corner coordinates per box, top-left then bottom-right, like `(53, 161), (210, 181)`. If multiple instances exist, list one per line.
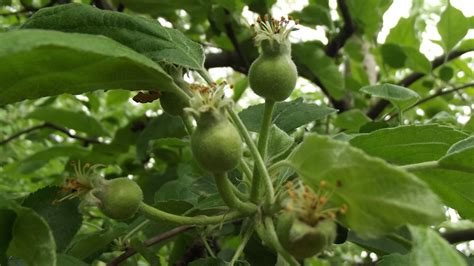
(189, 258), (230, 266)
(56, 254), (88, 266)
(378, 254), (410, 266)
(136, 113), (187, 161)
(66, 224), (128, 260)
(408, 226), (467, 266)
(293, 42), (345, 99)
(112, 0), (207, 18)
(439, 66), (454, 82)
(0, 209), (16, 265)
(245, 0), (276, 15)
(402, 46), (431, 73)
(22, 3), (205, 70)
(348, 231), (409, 255)
(360, 83), (420, 110)
(22, 187), (82, 252)
(7, 207), (56, 266)
(414, 169), (474, 219)
(350, 125), (468, 165)
(239, 98), (336, 132)
(0, 29), (176, 106)
(334, 109), (371, 132)
(439, 145), (474, 172)
(447, 135), (474, 154)
(464, 116), (474, 132)
(14, 146), (90, 174)
(458, 39), (474, 51)
(347, 0), (393, 38)
(437, 3), (469, 51)
(26, 107), (108, 137)
(380, 44), (407, 69)
(286, 135), (444, 238)
(267, 125), (294, 163)
(385, 16), (420, 49)
(290, 4), (333, 29)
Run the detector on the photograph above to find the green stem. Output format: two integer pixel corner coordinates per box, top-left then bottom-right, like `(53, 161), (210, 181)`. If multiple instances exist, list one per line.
(230, 223), (255, 266)
(232, 185), (248, 201)
(214, 172), (257, 214)
(267, 160), (290, 173)
(139, 202), (246, 225)
(254, 218), (298, 266)
(173, 83), (191, 101)
(197, 68), (274, 204)
(239, 158), (253, 184)
(227, 107), (275, 204)
(387, 233), (412, 249)
(401, 161), (438, 171)
(199, 234), (217, 258)
(198, 68), (214, 85)
(250, 100), (275, 202)
(123, 220), (150, 241)
(180, 115), (195, 135)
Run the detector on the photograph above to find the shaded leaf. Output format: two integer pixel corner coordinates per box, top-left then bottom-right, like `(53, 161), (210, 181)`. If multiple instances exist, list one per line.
(14, 146), (89, 174)
(7, 207), (56, 266)
(136, 114), (187, 161)
(0, 209), (16, 265)
(350, 125), (468, 165)
(334, 109), (371, 132)
(293, 42), (345, 99)
(239, 98), (336, 132)
(380, 44), (407, 68)
(22, 187), (82, 252)
(287, 135), (444, 238)
(26, 107), (108, 137)
(267, 125), (294, 163)
(56, 254), (88, 266)
(66, 224), (128, 260)
(0, 30), (176, 106)
(22, 3), (205, 69)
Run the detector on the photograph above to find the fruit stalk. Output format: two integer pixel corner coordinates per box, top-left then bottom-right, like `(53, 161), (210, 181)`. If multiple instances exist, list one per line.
(250, 100), (276, 202)
(227, 107), (275, 204)
(139, 202), (248, 225)
(214, 172), (257, 214)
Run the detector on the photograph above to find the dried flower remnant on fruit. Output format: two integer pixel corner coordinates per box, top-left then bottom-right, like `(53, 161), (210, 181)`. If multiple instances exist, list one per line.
(53, 161), (105, 204)
(252, 15), (298, 47)
(284, 180), (346, 225)
(184, 81), (233, 119)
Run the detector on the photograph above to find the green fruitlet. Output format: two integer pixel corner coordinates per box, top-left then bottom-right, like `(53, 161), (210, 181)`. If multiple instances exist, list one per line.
(191, 111), (242, 173)
(248, 43), (297, 101)
(248, 16), (298, 102)
(94, 178), (143, 220)
(160, 91), (188, 116)
(277, 213), (337, 259)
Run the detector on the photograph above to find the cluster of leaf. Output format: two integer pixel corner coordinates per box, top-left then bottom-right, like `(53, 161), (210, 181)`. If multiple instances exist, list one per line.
(0, 0), (473, 265)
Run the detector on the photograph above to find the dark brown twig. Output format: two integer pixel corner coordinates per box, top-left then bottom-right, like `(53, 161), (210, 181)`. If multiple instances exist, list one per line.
(442, 228), (474, 244)
(0, 122), (101, 145)
(223, 9), (249, 68)
(91, 0), (115, 10)
(107, 225), (195, 266)
(409, 82), (474, 109)
(325, 0), (355, 57)
(366, 49), (472, 119)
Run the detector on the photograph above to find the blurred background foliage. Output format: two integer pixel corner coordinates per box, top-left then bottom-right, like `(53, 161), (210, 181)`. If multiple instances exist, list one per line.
(0, 0), (473, 264)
